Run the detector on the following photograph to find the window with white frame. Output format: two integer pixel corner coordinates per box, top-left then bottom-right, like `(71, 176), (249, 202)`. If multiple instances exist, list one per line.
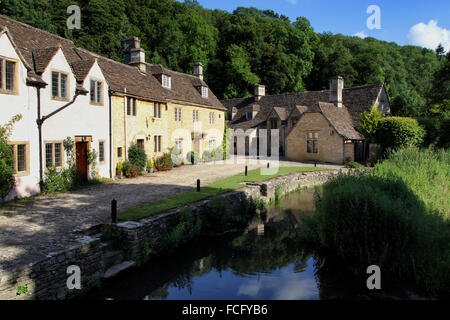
(51, 71), (68, 99)
(90, 79), (103, 105)
(0, 57), (17, 93)
(162, 74), (171, 89)
(175, 107), (182, 122)
(193, 110), (199, 123)
(201, 86), (208, 98)
(209, 112), (215, 124)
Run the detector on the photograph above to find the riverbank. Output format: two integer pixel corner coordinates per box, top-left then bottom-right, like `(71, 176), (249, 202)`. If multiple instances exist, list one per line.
(0, 168), (345, 300)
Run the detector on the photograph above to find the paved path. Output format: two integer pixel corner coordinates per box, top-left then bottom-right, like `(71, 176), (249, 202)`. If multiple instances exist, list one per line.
(0, 159), (342, 272)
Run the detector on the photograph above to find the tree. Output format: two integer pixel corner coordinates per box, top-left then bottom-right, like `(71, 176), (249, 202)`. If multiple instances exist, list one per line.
(435, 43), (445, 60)
(0, 114), (22, 200)
(359, 104), (382, 143)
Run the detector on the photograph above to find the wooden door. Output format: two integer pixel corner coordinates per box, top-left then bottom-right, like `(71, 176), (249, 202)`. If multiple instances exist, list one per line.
(76, 142), (88, 182)
(137, 139), (144, 149)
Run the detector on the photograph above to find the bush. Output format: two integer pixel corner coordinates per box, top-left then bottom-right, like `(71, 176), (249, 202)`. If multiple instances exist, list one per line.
(416, 117), (450, 149)
(170, 147), (184, 166)
(128, 143), (147, 174)
(203, 150), (213, 162)
(122, 160), (140, 178)
(154, 152), (173, 171)
(186, 151), (200, 164)
(359, 105), (382, 143)
(146, 158), (153, 171)
(376, 117), (425, 151)
(42, 166), (83, 194)
(214, 147), (224, 161)
(0, 142), (15, 200)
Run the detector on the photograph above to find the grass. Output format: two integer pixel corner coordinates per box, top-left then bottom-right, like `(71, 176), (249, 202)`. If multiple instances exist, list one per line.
(119, 166), (328, 221)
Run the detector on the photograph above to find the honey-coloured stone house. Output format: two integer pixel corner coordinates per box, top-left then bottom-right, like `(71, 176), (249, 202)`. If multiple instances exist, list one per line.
(0, 15), (226, 200)
(222, 76), (391, 164)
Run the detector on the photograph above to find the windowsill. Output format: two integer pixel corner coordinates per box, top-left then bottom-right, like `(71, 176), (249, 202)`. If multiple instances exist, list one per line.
(14, 171), (30, 177)
(52, 96), (70, 102)
(90, 102), (104, 106)
(0, 89), (18, 95)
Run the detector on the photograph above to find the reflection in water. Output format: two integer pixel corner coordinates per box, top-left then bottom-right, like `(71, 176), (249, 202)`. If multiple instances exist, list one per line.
(86, 187), (425, 300)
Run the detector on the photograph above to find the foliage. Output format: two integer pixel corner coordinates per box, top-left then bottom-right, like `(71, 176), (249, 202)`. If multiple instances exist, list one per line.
(202, 150), (213, 162)
(186, 151), (200, 164)
(170, 147), (184, 166)
(154, 152), (174, 171)
(41, 166), (82, 194)
(87, 149), (98, 179)
(116, 160), (123, 173)
(121, 160), (140, 178)
(128, 142), (147, 174)
(0, 114), (22, 200)
(359, 104), (382, 143)
(416, 117), (450, 148)
(147, 158), (153, 170)
(300, 147), (449, 294)
(427, 51), (450, 119)
(16, 284), (28, 296)
(376, 117), (426, 151)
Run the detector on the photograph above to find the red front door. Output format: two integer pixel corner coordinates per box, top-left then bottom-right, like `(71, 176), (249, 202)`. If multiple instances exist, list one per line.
(76, 142), (88, 182)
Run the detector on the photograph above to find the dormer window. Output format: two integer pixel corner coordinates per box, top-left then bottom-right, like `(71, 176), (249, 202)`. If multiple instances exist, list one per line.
(162, 74), (171, 89)
(0, 58), (17, 94)
(245, 112), (253, 120)
(201, 86), (208, 98)
(51, 71), (69, 100)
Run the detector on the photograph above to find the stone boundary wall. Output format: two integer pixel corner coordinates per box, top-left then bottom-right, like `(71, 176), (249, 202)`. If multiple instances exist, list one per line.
(0, 168), (347, 300)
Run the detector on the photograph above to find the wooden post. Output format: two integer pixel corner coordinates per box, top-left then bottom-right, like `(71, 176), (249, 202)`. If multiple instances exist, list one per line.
(111, 199), (117, 223)
(267, 162), (270, 168)
(245, 166), (248, 176)
(197, 179), (200, 192)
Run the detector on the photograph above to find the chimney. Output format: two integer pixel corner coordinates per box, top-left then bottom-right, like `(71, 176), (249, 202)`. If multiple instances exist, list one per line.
(193, 62), (204, 81)
(231, 107), (238, 120)
(254, 84), (265, 102)
(329, 76), (344, 108)
(124, 37), (146, 73)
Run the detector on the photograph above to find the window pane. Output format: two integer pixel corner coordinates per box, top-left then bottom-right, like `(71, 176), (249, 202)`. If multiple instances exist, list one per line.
(5, 60), (15, 91)
(307, 133), (313, 139)
(17, 144), (26, 172)
(0, 59), (3, 88)
(52, 72), (59, 97)
(90, 80), (95, 102)
(313, 141), (318, 153)
(60, 73), (67, 98)
(99, 142), (104, 162)
(153, 104), (157, 117)
(45, 143), (53, 168)
(158, 136), (161, 152)
(313, 133), (319, 139)
(127, 97), (131, 115)
(97, 82), (102, 103)
(307, 140), (313, 154)
(154, 136), (157, 152)
(54, 143), (62, 167)
(117, 147), (122, 158)
(132, 99), (136, 116)
(158, 104), (161, 118)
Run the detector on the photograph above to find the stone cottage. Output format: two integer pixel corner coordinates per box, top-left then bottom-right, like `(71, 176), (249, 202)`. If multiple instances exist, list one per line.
(221, 76), (391, 164)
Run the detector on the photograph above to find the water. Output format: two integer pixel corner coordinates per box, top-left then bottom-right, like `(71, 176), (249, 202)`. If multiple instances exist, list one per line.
(86, 188), (427, 300)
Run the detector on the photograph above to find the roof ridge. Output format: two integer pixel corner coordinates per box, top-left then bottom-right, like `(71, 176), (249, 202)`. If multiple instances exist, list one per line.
(0, 14), (74, 44)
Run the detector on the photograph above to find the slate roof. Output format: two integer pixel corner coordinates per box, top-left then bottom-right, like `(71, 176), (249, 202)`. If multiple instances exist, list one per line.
(318, 102), (363, 140)
(0, 15), (226, 110)
(222, 84), (385, 134)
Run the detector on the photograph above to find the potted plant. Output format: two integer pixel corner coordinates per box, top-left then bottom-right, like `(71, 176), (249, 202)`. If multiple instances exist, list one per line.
(147, 158), (154, 173)
(116, 161), (123, 179)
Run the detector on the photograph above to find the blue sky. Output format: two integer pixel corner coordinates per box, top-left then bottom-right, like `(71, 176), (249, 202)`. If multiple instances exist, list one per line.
(192, 0), (450, 51)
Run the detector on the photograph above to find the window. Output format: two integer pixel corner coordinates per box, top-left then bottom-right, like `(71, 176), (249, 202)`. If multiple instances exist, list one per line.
(99, 141), (105, 163)
(51, 71), (69, 99)
(45, 142), (63, 168)
(127, 97), (137, 116)
(291, 118), (298, 128)
(307, 132), (319, 154)
(175, 108), (182, 122)
(8, 142), (29, 175)
(209, 112), (215, 124)
(201, 86), (208, 98)
(162, 74), (171, 89)
(209, 139), (216, 150)
(0, 58), (17, 93)
(245, 112), (253, 120)
(154, 135), (162, 152)
(153, 103), (161, 118)
(193, 110), (199, 123)
(270, 119), (278, 129)
(137, 139), (144, 149)
(90, 79), (103, 105)
(117, 147), (123, 158)
(175, 138), (183, 152)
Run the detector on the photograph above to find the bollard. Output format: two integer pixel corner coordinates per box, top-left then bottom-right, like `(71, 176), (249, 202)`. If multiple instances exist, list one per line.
(197, 179), (200, 192)
(111, 199), (117, 223)
(267, 162), (270, 168)
(314, 161), (317, 168)
(245, 165), (248, 176)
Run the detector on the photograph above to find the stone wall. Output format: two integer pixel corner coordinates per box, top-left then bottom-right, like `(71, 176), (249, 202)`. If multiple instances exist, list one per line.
(0, 168), (346, 300)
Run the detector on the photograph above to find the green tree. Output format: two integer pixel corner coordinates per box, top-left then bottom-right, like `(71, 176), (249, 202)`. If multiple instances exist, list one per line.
(359, 104), (382, 143)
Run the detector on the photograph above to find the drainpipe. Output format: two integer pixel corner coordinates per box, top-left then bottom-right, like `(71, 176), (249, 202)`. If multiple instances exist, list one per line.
(36, 88), (89, 185)
(108, 90), (113, 178)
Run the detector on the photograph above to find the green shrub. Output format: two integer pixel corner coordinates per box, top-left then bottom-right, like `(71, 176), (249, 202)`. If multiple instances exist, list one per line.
(42, 166), (83, 194)
(128, 142), (147, 173)
(116, 161), (123, 173)
(376, 117), (425, 151)
(186, 151), (200, 164)
(214, 147), (224, 161)
(359, 105), (382, 143)
(416, 117), (450, 148)
(147, 158), (153, 171)
(0, 142), (15, 200)
(170, 147), (184, 166)
(203, 150), (213, 162)
(154, 152), (174, 171)
(122, 160), (140, 178)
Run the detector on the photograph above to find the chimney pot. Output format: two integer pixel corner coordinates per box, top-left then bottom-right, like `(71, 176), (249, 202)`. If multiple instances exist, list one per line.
(124, 37), (146, 73)
(329, 76), (344, 108)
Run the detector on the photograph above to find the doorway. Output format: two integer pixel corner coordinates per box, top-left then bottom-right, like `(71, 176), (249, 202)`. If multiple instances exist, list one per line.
(76, 141), (89, 182)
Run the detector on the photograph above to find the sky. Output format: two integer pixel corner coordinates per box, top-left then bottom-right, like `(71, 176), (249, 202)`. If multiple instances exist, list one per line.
(193, 0), (450, 51)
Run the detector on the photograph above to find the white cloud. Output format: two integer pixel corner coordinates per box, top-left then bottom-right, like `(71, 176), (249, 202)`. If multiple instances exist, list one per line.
(286, 0), (298, 5)
(407, 20), (449, 52)
(353, 30), (368, 39)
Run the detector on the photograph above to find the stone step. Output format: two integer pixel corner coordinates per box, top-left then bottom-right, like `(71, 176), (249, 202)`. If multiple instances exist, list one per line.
(103, 261), (136, 279)
(102, 250), (124, 268)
